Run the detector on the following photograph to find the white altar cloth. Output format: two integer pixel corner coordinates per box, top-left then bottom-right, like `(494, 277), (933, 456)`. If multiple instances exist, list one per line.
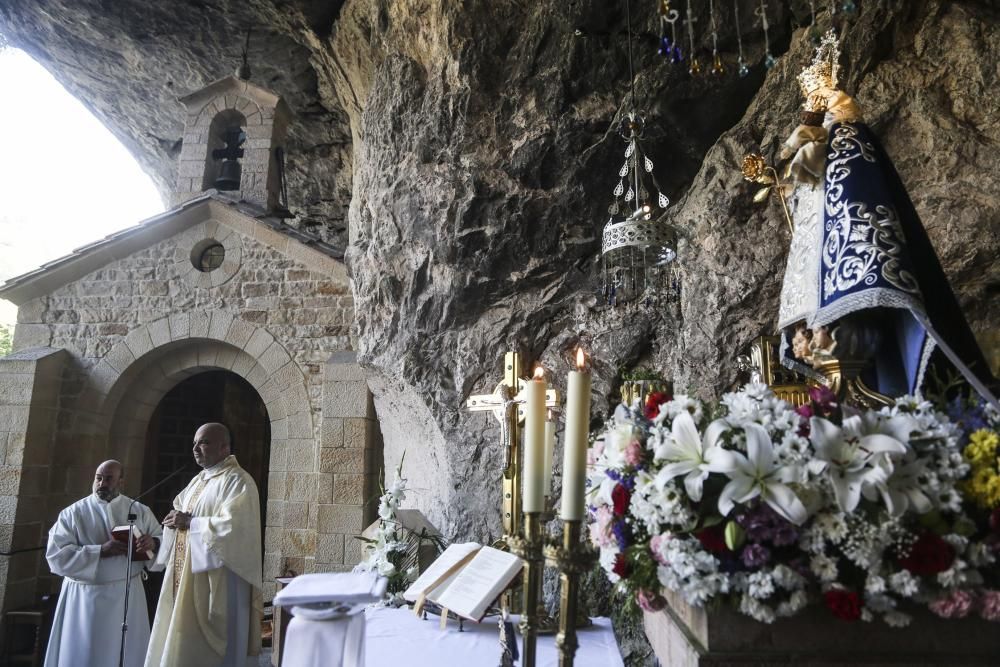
(363, 607), (623, 667)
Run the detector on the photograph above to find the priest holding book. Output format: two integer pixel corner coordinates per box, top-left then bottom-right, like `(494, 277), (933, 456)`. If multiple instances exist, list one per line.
(44, 459), (162, 667)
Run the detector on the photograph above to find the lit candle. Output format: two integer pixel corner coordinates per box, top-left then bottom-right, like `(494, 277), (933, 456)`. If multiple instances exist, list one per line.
(522, 366), (547, 513)
(543, 412), (555, 498)
(561, 348), (592, 521)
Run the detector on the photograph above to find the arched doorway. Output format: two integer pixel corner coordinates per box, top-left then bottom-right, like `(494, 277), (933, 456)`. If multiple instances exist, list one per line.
(141, 369), (271, 516)
(140, 369), (270, 616)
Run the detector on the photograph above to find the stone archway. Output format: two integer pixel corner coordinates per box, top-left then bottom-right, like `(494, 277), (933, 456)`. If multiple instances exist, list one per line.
(2, 309), (378, 609)
(84, 311), (316, 600)
(99, 337), (307, 484)
(139, 368), (271, 621)
(140, 370), (272, 523)
(90, 311), (311, 441)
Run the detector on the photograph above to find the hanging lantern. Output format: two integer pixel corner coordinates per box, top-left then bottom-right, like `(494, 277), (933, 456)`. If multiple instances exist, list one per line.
(599, 0), (680, 309)
(600, 112), (680, 308)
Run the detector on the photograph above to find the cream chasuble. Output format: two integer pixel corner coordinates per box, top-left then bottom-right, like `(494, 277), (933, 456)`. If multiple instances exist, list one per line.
(45, 493), (162, 667)
(144, 455), (262, 667)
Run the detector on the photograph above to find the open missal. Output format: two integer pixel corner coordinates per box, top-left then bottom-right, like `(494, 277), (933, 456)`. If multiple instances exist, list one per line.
(403, 543), (523, 622)
(112, 525), (153, 561)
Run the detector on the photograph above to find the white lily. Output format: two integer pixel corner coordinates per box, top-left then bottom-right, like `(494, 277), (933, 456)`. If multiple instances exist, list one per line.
(653, 412), (725, 501)
(861, 411), (917, 444)
(862, 455), (932, 517)
(596, 474), (619, 507)
(808, 415), (908, 513)
(603, 423), (637, 469)
(708, 423), (809, 525)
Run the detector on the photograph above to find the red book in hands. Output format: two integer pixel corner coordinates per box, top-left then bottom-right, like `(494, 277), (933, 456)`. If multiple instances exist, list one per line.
(112, 525), (153, 561)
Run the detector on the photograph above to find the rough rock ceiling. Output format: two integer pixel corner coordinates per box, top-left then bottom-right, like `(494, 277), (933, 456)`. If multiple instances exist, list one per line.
(1, 0), (352, 245)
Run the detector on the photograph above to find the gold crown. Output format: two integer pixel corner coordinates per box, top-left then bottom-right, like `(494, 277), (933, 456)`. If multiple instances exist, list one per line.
(797, 29), (840, 112)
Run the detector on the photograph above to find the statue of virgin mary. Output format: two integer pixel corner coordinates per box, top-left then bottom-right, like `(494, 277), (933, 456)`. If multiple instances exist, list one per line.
(776, 31), (996, 406)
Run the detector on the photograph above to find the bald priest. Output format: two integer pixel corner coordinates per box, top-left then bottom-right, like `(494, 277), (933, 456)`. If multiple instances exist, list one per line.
(145, 423), (263, 667)
(45, 460), (162, 667)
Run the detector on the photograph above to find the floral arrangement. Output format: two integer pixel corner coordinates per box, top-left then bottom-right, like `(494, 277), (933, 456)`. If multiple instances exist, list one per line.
(354, 459), (417, 605)
(587, 383), (1000, 626)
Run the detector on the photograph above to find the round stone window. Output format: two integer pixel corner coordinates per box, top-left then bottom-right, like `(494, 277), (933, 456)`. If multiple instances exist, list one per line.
(190, 239), (225, 273)
(177, 224), (243, 289)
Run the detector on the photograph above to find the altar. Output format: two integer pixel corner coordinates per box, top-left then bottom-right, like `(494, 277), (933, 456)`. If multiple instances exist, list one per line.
(277, 607), (623, 667)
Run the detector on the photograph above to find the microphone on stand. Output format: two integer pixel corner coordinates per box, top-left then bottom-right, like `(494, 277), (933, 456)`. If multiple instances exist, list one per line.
(125, 463), (196, 521)
(118, 461), (197, 667)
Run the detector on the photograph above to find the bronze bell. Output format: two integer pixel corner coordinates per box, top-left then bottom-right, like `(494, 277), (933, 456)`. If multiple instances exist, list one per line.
(214, 159), (242, 191)
(211, 126), (246, 191)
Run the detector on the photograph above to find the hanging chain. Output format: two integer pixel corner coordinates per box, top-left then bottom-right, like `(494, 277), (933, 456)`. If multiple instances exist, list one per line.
(755, 0), (775, 69)
(709, 0), (724, 75)
(685, 0), (700, 75)
(734, 0), (748, 76)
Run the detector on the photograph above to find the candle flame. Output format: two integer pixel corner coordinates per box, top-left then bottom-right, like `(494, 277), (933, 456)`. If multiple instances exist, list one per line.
(576, 347), (586, 370)
(534, 365), (545, 379)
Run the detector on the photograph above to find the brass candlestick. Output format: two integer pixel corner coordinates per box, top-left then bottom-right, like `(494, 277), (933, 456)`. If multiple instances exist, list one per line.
(533, 502), (559, 636)
(545, 519), (598, 667)
(510, 512), (544, 666)
(467, 351), (560, 615)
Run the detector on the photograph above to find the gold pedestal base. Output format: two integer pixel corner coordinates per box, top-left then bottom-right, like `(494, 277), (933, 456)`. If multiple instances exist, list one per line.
(510, 513), (544, 665)
(544, 520), (599, 667)
(813, 358), (892, 409)
(535, 606), (559, 635)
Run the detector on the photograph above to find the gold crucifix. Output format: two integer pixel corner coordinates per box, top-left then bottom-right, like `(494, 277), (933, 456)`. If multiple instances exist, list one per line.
(466, 351), (560, 543)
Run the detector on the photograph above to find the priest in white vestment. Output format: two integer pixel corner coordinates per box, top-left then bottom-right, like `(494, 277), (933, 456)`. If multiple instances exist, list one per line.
(45, 460), (162, 667)
(145, 423), (262, 667)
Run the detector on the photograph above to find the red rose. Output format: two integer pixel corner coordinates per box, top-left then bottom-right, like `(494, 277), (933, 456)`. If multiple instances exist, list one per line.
(644, 392), (671, 420)
(612, 484), (631, 517)
(612, 553), (630, 578)
(824, 589), (862, 621)
(898, 532), (955, 576)
(695, 525), (728, 554)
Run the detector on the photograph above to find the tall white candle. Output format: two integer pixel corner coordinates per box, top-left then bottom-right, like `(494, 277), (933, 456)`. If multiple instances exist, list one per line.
(522, 367), (547, 513)
(561, 348), (592, 520)
(543, 417), (555, 497)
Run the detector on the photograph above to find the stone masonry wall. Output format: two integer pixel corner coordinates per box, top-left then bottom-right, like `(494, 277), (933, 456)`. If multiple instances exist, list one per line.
(9, 213), (361, 603)
(172, 81), (289, 212)
(0, 348), (65, 612)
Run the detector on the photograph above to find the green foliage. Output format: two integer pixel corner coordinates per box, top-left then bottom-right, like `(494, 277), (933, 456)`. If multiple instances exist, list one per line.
(0, 324), (12, 358)
(618, 367), (665, 383)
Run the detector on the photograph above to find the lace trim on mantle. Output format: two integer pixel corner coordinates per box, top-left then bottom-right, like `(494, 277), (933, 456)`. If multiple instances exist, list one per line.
(808, 287), (926, 330)
(915, 329), (936, 393)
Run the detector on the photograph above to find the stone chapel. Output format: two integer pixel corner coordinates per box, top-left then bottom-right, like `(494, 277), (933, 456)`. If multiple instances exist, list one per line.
(0, 75), (382, 611)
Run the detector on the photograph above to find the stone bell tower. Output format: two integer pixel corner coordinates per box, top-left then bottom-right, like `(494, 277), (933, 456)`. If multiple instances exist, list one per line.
(172, 75), (290, 211)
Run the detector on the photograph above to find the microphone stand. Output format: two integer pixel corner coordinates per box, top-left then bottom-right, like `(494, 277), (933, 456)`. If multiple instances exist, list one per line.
(118, 464), (194, 667)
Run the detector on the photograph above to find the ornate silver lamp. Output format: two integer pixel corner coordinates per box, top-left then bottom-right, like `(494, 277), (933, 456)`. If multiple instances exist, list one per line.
(601, 2), (680, 308)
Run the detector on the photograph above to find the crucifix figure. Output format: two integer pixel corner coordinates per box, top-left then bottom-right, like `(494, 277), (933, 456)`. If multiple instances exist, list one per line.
(466, 352), (559, 542)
